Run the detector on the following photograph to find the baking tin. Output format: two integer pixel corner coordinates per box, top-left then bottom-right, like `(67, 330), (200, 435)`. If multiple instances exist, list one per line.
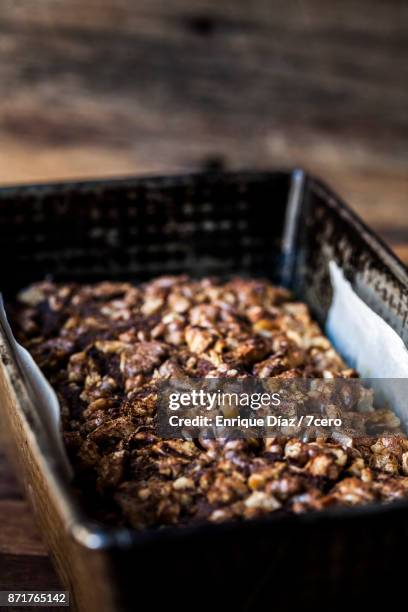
(0, 171), (407, 611)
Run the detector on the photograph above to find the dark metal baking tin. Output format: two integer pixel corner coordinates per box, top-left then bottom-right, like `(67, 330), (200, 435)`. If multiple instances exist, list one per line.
(0, 171), (407, 611)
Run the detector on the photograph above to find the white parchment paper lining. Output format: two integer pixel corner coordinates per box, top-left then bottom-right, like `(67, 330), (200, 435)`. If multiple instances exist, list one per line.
(327, 261), (408, 429)
(1, 260), (408, 476)
(0, 296), (72, 476)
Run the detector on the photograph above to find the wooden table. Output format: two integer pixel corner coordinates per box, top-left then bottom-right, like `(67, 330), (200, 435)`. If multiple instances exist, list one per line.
(1, 0), (408, 594)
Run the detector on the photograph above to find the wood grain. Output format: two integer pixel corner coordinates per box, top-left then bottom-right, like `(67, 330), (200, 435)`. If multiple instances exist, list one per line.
(0, 1), (408, 238)
(0, 500), (48, 556)
(0, 0), (407, 595)
(0, 449), (59, 586)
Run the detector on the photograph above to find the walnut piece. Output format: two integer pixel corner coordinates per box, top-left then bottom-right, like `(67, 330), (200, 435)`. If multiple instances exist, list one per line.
(11, 275), (408, 530)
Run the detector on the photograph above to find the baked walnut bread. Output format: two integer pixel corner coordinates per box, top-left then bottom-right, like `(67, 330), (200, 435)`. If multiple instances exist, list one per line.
(11, 276), (408, 529)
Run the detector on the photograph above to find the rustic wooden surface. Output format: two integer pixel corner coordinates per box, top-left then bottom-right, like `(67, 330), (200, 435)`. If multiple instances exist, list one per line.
(0, 0), (408, 596)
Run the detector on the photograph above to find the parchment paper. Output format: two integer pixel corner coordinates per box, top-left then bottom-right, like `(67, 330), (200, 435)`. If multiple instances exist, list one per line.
(327, 261), (408, 429)
(0, 297), (72, 476)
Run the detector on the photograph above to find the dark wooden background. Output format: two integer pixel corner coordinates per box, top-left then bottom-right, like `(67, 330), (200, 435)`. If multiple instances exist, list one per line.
(1, 0), (408, 594)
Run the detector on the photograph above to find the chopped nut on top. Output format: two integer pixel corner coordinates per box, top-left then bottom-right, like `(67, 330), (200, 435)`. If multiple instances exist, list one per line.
(10, 274), (408, 529)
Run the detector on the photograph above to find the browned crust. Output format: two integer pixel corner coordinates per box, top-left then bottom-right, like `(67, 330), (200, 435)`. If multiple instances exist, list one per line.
(10, 276), (408, 529)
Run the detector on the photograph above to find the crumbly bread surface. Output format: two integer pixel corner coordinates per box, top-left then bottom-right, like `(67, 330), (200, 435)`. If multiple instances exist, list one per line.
(12, 276), (408, 528)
